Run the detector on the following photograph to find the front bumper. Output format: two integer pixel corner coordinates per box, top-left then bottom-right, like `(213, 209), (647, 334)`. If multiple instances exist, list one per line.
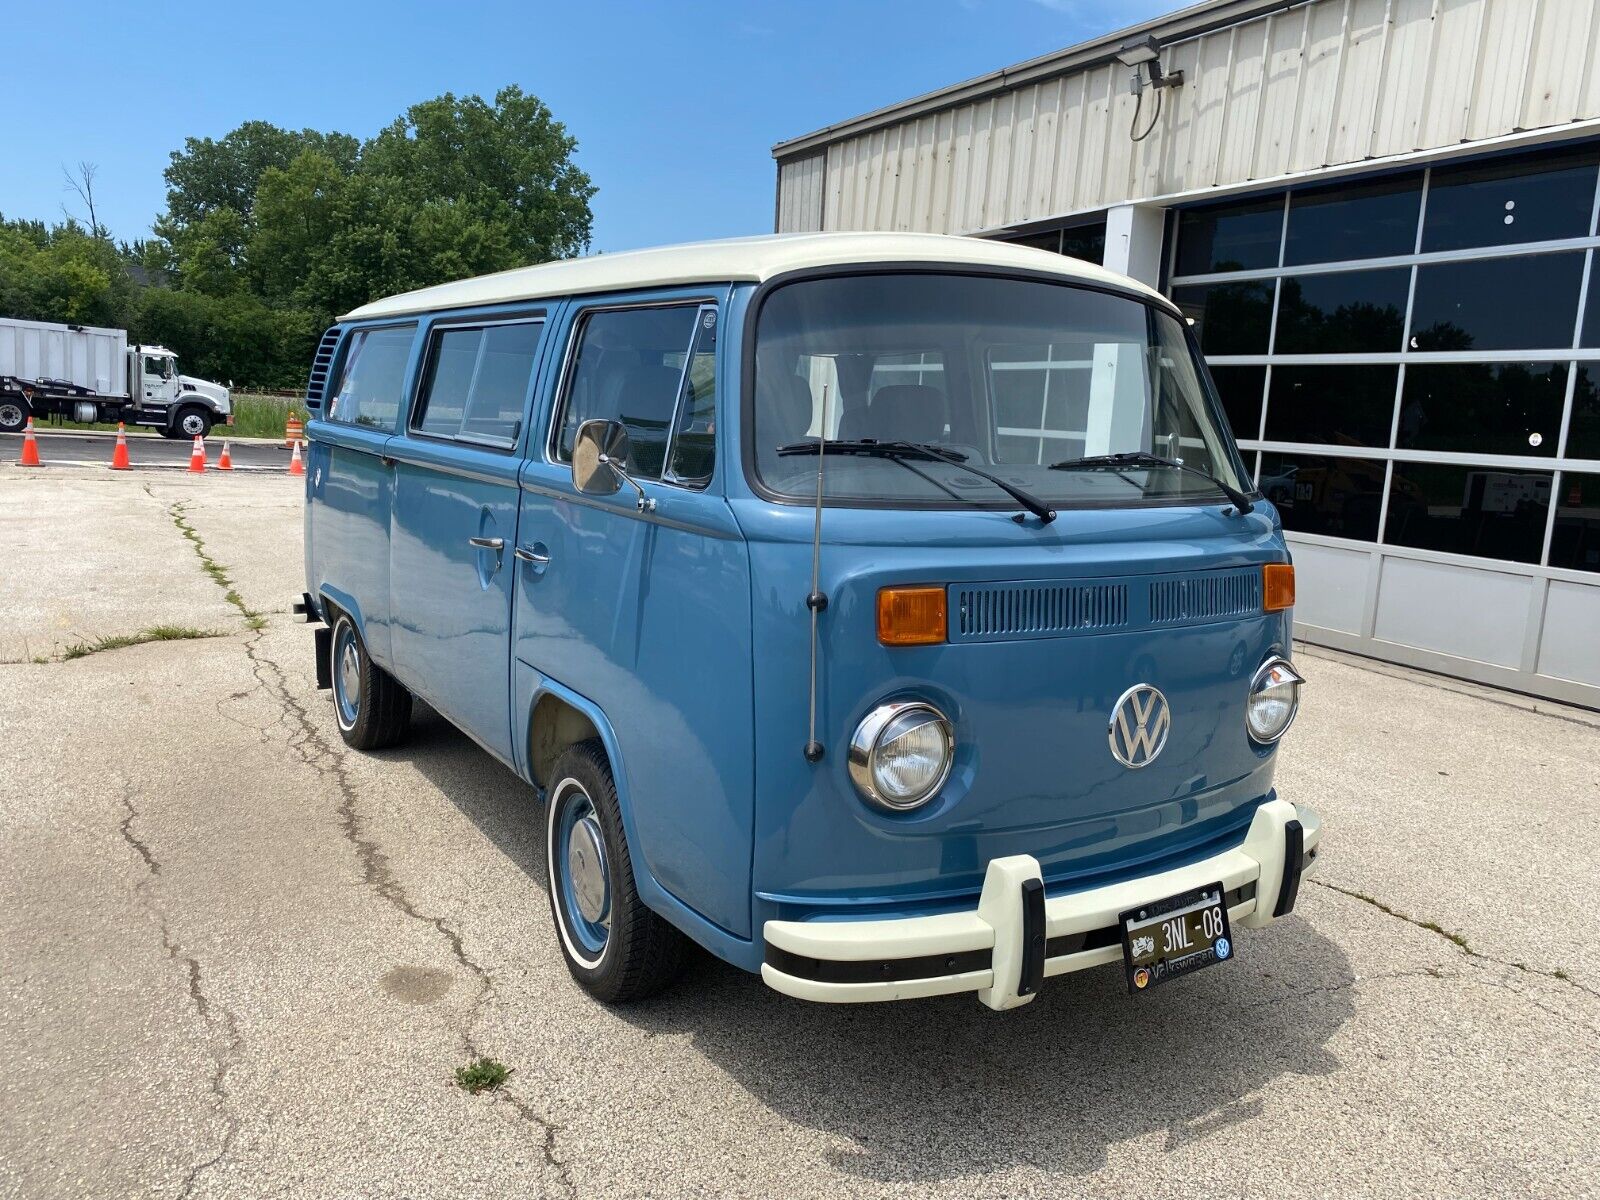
(761, 798), (1320, 1009)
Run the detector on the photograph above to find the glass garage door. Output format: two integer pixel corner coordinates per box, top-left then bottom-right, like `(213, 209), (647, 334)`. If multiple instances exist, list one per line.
(1169, 141), (1600, 708)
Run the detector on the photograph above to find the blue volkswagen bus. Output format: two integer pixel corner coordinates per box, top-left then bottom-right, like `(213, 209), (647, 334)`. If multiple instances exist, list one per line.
(299, 233), (1319, 1010)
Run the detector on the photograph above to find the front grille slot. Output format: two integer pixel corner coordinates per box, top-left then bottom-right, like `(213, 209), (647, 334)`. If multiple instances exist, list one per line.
(948, 567), (1266, 643)
(1149, 569), (1261, 625)
(954, 581), (1129, 642)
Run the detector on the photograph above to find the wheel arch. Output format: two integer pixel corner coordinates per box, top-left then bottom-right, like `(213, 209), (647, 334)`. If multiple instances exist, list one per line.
(514, 663), (759, 971)
(317, 586), (368, 649)
(528, 691), (602, 791)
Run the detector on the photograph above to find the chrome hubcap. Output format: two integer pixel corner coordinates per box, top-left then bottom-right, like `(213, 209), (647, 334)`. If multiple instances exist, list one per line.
(182, 414), (204, 435)
(336, 638), (361, 721)
(0, 403), (22, 427)
(567, 815), (608, 924)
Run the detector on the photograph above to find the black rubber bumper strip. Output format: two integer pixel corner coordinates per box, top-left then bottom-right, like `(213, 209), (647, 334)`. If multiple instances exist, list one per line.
(763, 943), (992, 986)
(1017, 877), (1046, 998)
(313, 625), (332, 691)
(1274, 820), (1305, 918)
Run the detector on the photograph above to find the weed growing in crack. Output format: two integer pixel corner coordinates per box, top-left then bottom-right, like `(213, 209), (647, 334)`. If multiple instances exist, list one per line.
(455, 1058), (511, 1094)
(152, 490), (268, 632)
(59, 625), (227, 661)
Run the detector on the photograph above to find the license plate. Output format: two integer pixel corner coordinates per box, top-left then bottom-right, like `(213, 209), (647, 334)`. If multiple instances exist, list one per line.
(1119, 881), (1233, 994)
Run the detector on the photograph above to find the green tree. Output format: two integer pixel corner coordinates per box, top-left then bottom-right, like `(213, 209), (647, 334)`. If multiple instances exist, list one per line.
(248, 150), (351, 305)
(0, 215), (135, 327)
(10, 86), (596, 389)
(360, 86), (594, 264)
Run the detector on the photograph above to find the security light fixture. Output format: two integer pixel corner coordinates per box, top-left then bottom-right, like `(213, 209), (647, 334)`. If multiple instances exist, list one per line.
(1117, 34), (1184, 91)
(1115, 36), (1161, 67)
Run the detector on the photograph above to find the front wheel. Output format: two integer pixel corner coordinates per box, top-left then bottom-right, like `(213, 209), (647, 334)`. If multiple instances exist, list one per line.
(546, 740), (686, 1002)
(0, 398), (29, 434)
(170, 405), (212, 440)
(329, 613), (412, 750)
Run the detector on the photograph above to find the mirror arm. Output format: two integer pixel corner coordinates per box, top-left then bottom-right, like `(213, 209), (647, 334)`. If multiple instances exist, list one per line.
(599, 453), (657, 513)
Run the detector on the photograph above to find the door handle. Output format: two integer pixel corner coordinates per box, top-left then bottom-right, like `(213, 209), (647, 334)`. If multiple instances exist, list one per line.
(514, 545), (550, 565)
(468, 536), (505, 551)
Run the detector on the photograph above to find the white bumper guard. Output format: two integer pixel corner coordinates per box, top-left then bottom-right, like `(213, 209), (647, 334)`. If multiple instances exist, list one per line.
(761, 798), (1321, 1009)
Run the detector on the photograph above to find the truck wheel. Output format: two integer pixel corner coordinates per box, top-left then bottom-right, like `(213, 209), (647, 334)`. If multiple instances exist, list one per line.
(0, 398), (29, 434)
(171, 405), (212, 440)
(546, 739), (686, 1003)
(329, 613), (412, 750)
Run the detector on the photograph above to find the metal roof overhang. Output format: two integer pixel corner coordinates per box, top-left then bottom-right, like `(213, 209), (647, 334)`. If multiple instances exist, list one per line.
(771, 0), (1307, 161)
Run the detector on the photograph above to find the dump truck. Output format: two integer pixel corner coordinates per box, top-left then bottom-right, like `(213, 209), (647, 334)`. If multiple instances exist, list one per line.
(0, 316), (231, 437)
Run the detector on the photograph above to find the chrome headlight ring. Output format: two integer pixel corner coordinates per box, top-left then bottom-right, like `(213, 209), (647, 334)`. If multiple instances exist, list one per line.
(848, 700), (954, 812)
(1246, 655), (1305, 744)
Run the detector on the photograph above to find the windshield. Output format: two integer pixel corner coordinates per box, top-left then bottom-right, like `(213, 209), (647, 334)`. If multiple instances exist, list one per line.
(750, 273), (1251, 509)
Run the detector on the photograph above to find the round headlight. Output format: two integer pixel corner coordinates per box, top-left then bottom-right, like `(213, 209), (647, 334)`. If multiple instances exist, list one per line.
(1247, 656), (1304, 743)
(848, 701), (954, 812)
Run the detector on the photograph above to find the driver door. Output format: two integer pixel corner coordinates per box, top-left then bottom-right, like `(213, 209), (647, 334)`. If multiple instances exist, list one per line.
(142, 354), (176, 407)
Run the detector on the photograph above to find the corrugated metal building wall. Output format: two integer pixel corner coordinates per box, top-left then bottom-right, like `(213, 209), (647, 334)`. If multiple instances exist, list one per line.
(775, 0), (1600, 236)
(772, 0), (1600, 711)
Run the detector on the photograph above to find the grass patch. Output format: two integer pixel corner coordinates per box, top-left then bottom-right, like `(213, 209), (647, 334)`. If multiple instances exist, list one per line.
(229, 394), (301, 440)
(58, 625), (225, 661)
(454, 1058), (511, 1094)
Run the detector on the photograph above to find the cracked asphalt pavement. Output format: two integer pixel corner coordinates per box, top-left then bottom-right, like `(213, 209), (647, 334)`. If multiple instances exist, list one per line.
(1, 468), (1597, 1198)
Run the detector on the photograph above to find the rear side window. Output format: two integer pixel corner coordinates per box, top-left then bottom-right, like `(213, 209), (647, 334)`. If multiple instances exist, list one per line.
(553, 303), (717, 486)
(413, 319), (544, 448)
(329, 325), (416, 430)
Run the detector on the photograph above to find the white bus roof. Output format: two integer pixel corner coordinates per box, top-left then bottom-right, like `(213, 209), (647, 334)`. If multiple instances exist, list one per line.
(341, 232), (1168, 321)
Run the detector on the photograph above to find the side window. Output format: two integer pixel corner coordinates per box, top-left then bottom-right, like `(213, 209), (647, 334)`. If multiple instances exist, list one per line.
(329, 325), (416, 431)
(413, 319), (543, 448)
(665, 307), (718, 484)
(554, 304), (704, 482)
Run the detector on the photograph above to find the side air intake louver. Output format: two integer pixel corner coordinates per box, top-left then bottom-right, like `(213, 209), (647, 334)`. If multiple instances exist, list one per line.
(303, 327), (341, 412)
(1149, 568), (1262, 625)
(953, 581), (1130, 642)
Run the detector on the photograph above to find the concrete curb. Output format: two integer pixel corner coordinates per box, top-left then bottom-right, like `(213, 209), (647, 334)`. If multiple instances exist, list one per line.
(3, 462), (291, 475)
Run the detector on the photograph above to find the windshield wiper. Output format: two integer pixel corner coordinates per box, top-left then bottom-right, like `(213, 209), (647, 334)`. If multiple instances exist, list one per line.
(1048, 451), (1255, 515)
(777, 439), (1056, 524)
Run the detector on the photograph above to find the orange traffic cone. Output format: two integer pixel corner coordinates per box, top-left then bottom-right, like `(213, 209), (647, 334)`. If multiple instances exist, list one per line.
(188, 435), (207, 474)
(217, 441), (234, 470)
(18, 417), (42, 467)
(288, 439), (305, 476)
(111, 422), (131, 470)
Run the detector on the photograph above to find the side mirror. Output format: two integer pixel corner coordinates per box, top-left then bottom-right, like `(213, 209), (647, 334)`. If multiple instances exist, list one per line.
(572, 418), (628, 495)
(572, 419), (656, 512)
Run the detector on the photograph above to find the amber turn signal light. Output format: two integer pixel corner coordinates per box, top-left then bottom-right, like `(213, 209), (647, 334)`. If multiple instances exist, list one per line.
(877, 586), (947, 646)
(1263, 563), (1296, 612)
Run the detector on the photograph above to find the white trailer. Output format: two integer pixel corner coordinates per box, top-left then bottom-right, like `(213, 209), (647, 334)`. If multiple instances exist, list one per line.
(0, 316), (232, 437)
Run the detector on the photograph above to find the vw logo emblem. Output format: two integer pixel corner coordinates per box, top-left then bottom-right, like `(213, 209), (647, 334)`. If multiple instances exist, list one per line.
(1108, 684), (1170, 768)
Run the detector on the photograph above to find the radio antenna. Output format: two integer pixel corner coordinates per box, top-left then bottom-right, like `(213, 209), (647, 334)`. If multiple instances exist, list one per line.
(803, 383), (830, 763)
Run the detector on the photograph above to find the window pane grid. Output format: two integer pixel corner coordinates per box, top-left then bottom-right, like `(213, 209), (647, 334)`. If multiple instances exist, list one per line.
(1172, 142), (1600, 571)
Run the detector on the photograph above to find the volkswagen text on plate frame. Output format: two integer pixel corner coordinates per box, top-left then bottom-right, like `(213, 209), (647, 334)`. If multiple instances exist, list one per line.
(299, 233), (1320, 1010)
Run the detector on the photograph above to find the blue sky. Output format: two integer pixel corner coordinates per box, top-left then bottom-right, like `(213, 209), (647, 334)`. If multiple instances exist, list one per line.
(4, 1), (1167, 252)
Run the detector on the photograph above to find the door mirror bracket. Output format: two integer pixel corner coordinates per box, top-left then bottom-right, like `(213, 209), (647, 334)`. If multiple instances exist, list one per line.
(572, 419), (657, 512)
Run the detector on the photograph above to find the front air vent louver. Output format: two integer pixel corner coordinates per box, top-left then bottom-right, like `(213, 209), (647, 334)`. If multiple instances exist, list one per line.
(953, 581), (1130, 642)
(1150, 569), (1262, 625)
(303, 326), (341, 412)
